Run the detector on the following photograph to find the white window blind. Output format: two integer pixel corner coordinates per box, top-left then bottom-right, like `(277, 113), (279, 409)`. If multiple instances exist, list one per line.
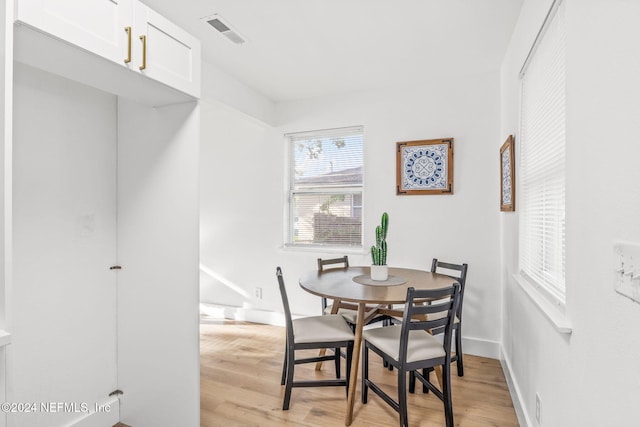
(286, 126), (364, 248)
(519, 0), (566, 304)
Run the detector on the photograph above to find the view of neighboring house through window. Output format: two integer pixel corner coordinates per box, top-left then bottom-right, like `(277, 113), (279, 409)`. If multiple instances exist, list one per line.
(519, 0), (566, 305)
(286, 126), (364, 248)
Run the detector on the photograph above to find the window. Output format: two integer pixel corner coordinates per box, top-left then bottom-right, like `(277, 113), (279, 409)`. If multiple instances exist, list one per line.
(286, 126), (364, 248)
(519, 0), (566, 304)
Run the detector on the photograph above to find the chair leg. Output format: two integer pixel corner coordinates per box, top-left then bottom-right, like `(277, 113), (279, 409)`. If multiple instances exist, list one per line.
(423, 368), (429, 393)
(282, 347), (295, 410)
(383, 320), (392, 367)
(442, 363), (454, 427)
(280, 341), (288, 386)
(361, 344), (369, 404)
(346, 342), (353, 396)
(398, 369), (409, 427)
(409, 369), (430, 394)
(455, 324), (464, 377)
(334, 347), (341, 379)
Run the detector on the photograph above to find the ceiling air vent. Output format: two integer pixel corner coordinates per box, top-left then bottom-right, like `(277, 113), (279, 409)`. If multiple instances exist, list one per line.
(202, 14), (246, 45)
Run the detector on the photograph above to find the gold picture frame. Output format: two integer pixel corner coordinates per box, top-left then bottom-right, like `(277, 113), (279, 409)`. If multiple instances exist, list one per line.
(500, 135), (515, 211)
(396, 138), (454, 195)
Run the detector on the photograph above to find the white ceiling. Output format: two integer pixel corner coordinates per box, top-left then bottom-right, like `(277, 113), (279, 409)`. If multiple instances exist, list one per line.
(141, 0), (523, 102)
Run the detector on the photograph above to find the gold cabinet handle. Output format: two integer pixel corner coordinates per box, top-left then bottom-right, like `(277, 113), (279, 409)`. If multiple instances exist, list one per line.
(139, 35), (147, 70)
(124, 27), (132, 63)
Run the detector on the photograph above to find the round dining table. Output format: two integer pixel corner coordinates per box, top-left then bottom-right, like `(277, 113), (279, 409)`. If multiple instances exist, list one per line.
(299, 266), (458, 426)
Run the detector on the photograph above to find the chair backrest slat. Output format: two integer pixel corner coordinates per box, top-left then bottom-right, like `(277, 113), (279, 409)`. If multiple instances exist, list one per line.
(317, 256), (349, 272)
(406, 316), (450, 331)
(409, 299), (455, 317)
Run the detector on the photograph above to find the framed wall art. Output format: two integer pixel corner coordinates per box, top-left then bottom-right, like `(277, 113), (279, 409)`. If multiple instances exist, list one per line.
(500, 135), (515, 211)
(396, 138), (453, 195)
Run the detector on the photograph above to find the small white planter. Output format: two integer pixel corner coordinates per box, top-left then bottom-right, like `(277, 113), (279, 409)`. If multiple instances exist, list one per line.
(370, 264), (389, 281)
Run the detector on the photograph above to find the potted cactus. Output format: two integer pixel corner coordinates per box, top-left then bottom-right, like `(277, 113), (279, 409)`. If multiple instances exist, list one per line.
(370, 212), (389, 281)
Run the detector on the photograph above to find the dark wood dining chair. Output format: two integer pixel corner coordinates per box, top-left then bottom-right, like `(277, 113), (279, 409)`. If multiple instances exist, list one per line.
(277, 267), (355, 410)
(430, 258), (468, 377)
(361, 283), (461, 427)
(390, 259), (469, 376)
(318, 256), (390, 330)
(318, 255), (350, 315)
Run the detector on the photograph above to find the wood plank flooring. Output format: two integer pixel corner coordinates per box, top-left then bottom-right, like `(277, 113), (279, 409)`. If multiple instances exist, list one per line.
(200, 321), (518, 427)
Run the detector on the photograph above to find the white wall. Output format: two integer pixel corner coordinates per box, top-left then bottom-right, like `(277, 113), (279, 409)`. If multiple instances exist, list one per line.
(0, 0), (11, 332)
(198, 67), (279, 318)
(201, 61), (276, 126)
(201, 71), (504, 357)
(500, 0), (640, 425)
(0, 4), (13, 424)
(199, 100), (285, 320)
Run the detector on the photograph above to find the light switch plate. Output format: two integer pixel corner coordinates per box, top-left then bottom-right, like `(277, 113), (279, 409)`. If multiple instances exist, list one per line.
(613, 241), (640, 304)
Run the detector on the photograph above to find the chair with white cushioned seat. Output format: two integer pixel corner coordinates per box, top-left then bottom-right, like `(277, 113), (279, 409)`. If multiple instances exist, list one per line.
(361, 284), (460, 427)
(430, 259), (468, 377)
(277, 267), (355, 410)
(387, 258), (468, 376)
(319, 256), (391, 329)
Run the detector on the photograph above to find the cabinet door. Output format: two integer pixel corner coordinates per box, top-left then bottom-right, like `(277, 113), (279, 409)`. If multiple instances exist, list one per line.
(117, 98), (199, 427)
(133, 1), (201, 98)
(12, 64), (119, 426)
(16, 0), (132, 65)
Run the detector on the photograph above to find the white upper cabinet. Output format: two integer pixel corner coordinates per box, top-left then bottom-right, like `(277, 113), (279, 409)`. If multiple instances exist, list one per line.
(15, 0), (201, 98)
(132, 2), (201, 98)
(15, 0), (133, 64)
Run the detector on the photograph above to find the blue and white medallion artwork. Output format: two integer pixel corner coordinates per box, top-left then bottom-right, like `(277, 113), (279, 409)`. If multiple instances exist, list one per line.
(400, 143), (448, 191)
(501, 145), (512, 205)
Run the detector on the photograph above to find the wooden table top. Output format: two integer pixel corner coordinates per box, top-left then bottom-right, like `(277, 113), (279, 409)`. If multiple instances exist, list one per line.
(299, 266), (457, 304)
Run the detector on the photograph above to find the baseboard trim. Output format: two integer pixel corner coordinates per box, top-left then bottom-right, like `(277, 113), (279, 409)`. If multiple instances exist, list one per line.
(200, 303), (286, 326)
(500, 345), (532, 427)
(67, 397), (119, 427)
(460, 336), (500, 359)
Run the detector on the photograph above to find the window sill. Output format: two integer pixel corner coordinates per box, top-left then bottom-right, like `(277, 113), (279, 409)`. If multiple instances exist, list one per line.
(513, 273), (572, 334)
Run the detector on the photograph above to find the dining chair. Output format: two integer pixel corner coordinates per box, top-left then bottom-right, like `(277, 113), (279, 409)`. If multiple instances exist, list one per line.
(361, 284), (461, 427)
(430, 259), (468, 377)
(318, 256), (390, 330)
(318, 256), (350, 315)
(386, 259), (469, 376)
(276, 267), (355, 410)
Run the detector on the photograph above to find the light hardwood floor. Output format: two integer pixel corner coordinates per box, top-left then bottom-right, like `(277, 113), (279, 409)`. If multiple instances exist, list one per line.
(200, 321), (519, 427)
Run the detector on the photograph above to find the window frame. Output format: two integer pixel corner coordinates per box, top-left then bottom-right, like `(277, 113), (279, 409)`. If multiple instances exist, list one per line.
(284, 126), (364, 251)
(517, 0), (566, 308)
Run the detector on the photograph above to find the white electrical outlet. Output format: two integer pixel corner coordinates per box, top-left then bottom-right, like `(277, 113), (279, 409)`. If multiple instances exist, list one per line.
(536, 393), (541, 424)
(254, 287), (263, 299)
(613, 241), (640, 304)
